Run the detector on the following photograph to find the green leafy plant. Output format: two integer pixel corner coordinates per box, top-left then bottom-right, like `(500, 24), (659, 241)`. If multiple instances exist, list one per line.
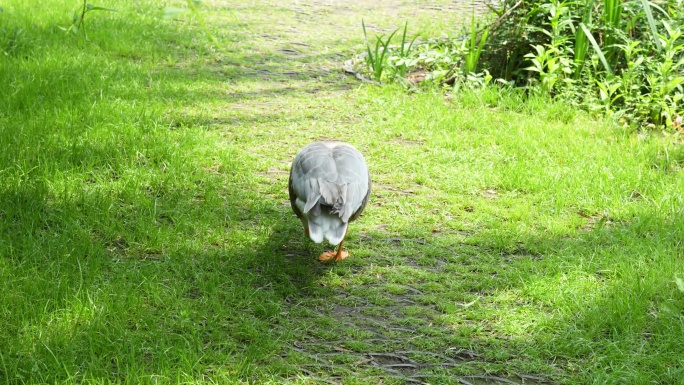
(580, 23), (613, 75)
(540, 0), (575, 46)
(60, 0), (116, 37)
(644, 20), (684, 126)
(524, 44), (572, 96)
(640, 0), (663, 52)
(404, 40), (466, 84)
(617, 40), (645, 107)
(362, 20), (399, 82)
(388, 22), (418, 78)
(596, 77), (623, 112)
(352, 0), (684, 129)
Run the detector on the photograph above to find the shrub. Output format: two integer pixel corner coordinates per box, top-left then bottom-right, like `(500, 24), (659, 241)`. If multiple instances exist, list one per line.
(359, 0), (684, 130)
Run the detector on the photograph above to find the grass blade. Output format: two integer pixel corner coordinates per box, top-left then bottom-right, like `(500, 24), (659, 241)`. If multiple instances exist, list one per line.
(86, 6), (117, 12)
(640, 0), (662, 53)
(362, 20), (372, 59)
(602, 0), (622, 66)
(400, 21), (408, 56)
(573, 0), (594, 79)
(676, 277), (684, 292)
(474, 27), (489, 69)
(362, 20), (377, 75)
(646, 0), (670, 17)
(377, 28), (399, 77)
(580, 23), (613, 75)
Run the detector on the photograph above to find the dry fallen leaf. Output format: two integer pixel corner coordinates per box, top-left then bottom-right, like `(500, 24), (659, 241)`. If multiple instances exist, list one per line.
(673, 115), (683, 132)
(482, 189), (497, 198)
(675, 276), (684, 292)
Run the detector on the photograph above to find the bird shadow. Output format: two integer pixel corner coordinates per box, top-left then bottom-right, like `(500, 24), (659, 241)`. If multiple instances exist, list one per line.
(248, 207), (337, 296)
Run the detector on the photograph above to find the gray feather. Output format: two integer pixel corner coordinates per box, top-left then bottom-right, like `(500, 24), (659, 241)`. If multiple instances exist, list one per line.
(288, 142), (371, 244)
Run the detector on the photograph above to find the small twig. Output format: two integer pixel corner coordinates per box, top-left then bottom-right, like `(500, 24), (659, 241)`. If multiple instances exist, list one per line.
(78, 0), (88, 28)
(397, 350), (461, 364)
(462, 375), (522, 385)
(518, 374), (550, 382)
(488, 0), (524, 32)
(383, 363), (419, 369)
(367, 352), (416, 363)
(342, 59), (381, 85)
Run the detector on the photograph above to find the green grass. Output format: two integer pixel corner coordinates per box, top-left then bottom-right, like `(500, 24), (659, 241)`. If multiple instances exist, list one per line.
(1, 1), (684, 384)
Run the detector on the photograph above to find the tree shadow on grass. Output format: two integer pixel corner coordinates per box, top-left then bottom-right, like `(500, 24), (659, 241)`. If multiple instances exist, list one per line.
(0, 16), (346, 381)
(0, 145), (336, 383)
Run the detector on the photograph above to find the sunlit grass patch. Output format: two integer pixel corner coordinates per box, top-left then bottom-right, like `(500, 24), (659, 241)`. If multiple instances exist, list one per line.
(2, 1), (684, 384)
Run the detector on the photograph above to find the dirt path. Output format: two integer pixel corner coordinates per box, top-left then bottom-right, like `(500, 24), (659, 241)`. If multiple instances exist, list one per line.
(202, 0), (494, 175)
(197, 2), (545, 384)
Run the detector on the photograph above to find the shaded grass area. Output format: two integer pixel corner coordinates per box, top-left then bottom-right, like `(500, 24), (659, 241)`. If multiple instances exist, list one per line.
(1, 1), (684, 384)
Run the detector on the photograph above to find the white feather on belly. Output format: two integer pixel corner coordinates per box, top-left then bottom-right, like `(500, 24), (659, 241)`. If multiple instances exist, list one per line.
(296, 199), (348, 245)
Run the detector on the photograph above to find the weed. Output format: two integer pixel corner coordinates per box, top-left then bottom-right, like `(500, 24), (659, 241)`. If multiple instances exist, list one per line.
(524, 43), (572, 96)
(580, 22), (613, 75)
(596, 76), (622, 112)
(387, 21), (419, 79)
(463, 11), (489, 75)
(362, 20), (398, 82)
(60, 0), (116, 37)
(640, 0), (663, 52)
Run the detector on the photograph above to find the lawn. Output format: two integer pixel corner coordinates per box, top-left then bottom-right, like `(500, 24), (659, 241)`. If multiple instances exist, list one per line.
(1, 1), (683, 384)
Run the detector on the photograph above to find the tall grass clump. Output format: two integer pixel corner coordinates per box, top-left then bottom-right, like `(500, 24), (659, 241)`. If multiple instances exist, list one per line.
(362, 20), (399, 82)
(463, 11), (489, 75)
(573, 0), (594, 79)
(602, 0), (623, 66)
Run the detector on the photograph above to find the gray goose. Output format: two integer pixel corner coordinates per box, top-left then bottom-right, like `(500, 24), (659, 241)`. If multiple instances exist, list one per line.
(288, 142), (371, 262)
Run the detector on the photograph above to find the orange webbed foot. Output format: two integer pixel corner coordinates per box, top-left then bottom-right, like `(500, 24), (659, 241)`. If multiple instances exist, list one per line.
(334, 250), (349, 262)
(318, 250), (349, 262)
(318, 251), (336, 262)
